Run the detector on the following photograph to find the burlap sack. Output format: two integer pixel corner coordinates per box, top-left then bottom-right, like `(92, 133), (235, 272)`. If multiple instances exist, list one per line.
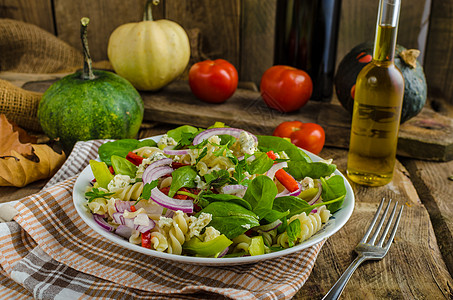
(0, 18), (83, 73)
(0, 79), (42, 131)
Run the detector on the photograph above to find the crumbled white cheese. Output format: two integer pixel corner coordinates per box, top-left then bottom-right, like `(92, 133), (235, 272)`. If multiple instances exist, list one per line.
(157, 134), (178, 149)
(239, 131), (258, 155)
(204, 226), (221, 242)
(158, 216), (174, 228)
(107, 175), (131, 192)
(194, 175), (208, 189)
(187, 212), (212, 238)
(136, 152), (168, 178)
(300, 177), (315, 190)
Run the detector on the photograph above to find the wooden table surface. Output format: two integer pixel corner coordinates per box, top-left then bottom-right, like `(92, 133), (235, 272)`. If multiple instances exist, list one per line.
(1, 74), (453, 299)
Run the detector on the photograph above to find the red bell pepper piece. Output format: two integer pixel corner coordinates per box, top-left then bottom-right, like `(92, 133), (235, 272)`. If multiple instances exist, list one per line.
(266, 150), (278, 160)
(141, 231), (152, 249)
(275, 169), (299, 192)
(126, 151), (144, 166)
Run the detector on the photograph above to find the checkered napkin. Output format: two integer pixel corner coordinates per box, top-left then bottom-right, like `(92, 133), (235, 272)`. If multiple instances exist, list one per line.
(0, 140), (325, 300)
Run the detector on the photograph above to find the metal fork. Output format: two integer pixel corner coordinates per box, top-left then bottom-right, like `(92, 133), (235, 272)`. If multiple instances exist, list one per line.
(322, 198), (404, 300)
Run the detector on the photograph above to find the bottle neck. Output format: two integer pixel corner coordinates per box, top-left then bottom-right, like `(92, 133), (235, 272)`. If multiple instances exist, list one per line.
(372, 0), (401, 63)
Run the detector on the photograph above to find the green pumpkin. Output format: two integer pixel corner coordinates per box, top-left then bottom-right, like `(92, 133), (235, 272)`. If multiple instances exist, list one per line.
(37, 18), (144, 151)
(334, 42), (427, 123)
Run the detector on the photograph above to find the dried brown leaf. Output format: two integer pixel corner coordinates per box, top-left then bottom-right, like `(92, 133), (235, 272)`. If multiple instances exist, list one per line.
(0, 114), (66, 187)
(0, 114), (33, 156)
(0, 146), (66, 187)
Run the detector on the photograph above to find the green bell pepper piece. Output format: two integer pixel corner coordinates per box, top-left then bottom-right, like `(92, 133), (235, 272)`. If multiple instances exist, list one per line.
(249, 236), (265, 256)
(89, 160), (114, 189)
(183, 234), (233, 257)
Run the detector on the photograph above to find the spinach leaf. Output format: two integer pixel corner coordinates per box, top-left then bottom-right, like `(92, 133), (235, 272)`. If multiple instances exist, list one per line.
(168, 166), (198, 197)
(273, 196), (313, 218)
(98, 139), (138, 165)
(248, 152), (274, 175)
(111, 155), (137, 178)
(257, 135), (311, 162)
(98, 139), (157, 165)
(273, 195), (345, 218)
(243, 175), (277, 216)
(136, 139), (158, 148)
(285, 160), (337, 180)
(199, 193), (252, 210)
(167, 125), (199, 142)
(260, 208), (289, 224)
(203, 170), (231, 189)
(199, 202), (260, 239)
(321, 175), (347, 213)
(287, 219), (301, 247)
(167, 125), (200, 148)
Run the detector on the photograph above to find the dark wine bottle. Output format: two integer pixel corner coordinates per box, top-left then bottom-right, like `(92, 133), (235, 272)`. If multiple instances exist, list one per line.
(274, 0), (342, 102)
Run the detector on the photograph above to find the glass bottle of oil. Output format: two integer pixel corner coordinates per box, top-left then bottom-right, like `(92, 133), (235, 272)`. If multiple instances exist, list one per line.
(346, 0), (404, 186)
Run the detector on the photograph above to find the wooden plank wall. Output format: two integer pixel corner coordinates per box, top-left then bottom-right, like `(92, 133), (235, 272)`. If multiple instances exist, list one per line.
(1, 0), (452, 104)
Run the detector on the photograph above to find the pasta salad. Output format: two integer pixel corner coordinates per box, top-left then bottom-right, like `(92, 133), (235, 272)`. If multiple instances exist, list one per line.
(84, 124), (346, 258)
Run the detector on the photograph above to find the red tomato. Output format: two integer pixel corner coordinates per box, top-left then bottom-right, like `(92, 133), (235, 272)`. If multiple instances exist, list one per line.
(188, 59), (238, 103)
(273, 121), (325, 154)
(260, 65), (313, 112)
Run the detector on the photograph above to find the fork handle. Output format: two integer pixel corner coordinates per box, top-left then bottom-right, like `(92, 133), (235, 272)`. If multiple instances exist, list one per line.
(322, 255), (367, 300)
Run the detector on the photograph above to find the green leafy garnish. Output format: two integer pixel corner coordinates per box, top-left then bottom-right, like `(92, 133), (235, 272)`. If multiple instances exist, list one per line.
(85, 188), (114, 203)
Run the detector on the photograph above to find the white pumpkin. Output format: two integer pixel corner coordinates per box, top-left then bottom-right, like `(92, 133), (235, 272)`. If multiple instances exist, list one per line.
(107, 1), (190, 91)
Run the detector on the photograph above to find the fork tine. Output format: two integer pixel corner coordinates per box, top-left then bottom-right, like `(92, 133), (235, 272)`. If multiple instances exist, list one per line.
(368, 198), (392, 245)
(359, 198), (385, 244)
(384, 204), (404, 249)
(377, 201), (398, 247)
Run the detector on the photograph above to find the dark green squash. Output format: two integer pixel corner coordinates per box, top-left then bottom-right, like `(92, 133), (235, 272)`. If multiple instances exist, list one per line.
(334, 42), (427, 123)
(38, 18), (144, 151)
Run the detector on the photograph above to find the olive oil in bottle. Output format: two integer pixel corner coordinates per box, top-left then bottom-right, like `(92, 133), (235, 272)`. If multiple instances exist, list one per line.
(346, 0), (404, 186)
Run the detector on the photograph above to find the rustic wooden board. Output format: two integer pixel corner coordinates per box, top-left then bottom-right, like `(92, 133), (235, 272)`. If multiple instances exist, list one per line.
(140, 80), (453, 161)
(166, 0), (241, 68)
(424, 0), (453, 105)
(52, 0), (155, 62)
(0, 0), (55, 34)
(17, 77), (453, 162)
(402, 157), (453, 276)
(295, 148), (453, 299)
(240, 0), (276, 85)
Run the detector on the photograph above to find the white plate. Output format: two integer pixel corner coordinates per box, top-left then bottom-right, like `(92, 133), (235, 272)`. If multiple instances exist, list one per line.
(73, 135), (354, 266)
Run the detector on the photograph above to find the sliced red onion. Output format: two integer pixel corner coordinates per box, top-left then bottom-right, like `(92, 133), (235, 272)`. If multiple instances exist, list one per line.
(276, 182), (301, 197)
(192, 127), (258, 145)
(135, 201), (164, 215)
(150, 187), (193, 213)
(308, 182), (323, 205)
(93, 214), (115, 232)
(163, 149), (190, 156)
(217, 246), (230, 258)
(115, 224), (133, 238)
(142, 166), (173, 184)
(112, 212), (155, 233)
(114, 200), (132, 213)
(222, 184), (247, 194)
(266, 162), (288, 180)
(146, 157), (173, 169)
(254, 219), (283, 232)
